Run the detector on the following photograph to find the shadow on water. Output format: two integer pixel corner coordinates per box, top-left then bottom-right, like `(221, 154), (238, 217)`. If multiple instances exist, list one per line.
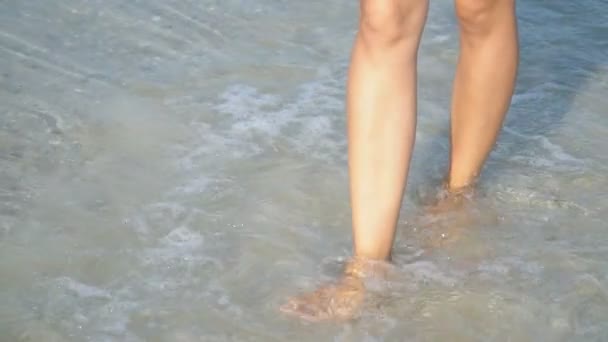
(414, 1), (606, 201)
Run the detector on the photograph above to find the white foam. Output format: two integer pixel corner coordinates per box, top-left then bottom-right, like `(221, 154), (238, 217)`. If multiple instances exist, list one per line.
(56, 277), (111, 299)
(503, 126), (586, 171)
(162, 226), (204, 249)
(171, 176), (210, 195)
(203, 80), (345, 163)
(538, 136), (584, 164)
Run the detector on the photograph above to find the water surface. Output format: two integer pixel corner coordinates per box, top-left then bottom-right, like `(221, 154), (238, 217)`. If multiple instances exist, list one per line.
(1, 0), (607, 341)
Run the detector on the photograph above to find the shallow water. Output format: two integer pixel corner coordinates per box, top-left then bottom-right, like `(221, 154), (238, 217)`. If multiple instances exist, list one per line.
(1, 0), (607, 341)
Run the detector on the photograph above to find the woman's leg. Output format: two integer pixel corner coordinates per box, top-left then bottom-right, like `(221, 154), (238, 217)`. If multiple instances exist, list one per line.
(281, 0), (428, 321)
(349, 0), (429, 261)
(448, 0), (519, 189)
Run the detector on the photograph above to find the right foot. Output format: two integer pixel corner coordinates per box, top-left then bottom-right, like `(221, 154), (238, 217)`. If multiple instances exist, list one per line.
(417, 183), (477, 247)
(425, 182), (476, 215)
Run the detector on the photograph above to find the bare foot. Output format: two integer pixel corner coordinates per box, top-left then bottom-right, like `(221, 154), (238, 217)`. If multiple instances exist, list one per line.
(280, 258), (388, 322)
(424, 182), (476, 215)
(280, 275), (364, 322)
(417, 183), (476, 248)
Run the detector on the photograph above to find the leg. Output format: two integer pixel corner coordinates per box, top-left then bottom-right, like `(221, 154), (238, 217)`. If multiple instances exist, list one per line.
(281, 0), (428, 321)
(448, 0), (519, 189)
(349, 0), (429, 261)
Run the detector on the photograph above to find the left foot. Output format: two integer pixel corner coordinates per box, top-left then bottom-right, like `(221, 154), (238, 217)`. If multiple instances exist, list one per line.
(280, 258), (388, 322)
(280, 275), (365, 322)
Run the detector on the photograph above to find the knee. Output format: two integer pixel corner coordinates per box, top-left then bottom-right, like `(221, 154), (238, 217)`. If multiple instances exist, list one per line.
(359, 0), (428, 47)
(455, 0), (513, 35)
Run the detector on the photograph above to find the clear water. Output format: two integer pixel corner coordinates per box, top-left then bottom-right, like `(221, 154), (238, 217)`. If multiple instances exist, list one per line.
(1, 1), (607, 341)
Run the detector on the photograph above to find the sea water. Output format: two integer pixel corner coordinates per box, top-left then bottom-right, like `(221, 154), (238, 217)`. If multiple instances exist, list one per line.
(1, 0), (607, 341)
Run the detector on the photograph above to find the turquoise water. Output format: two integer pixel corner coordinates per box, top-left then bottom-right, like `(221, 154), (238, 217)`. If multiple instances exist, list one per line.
(1, 1), (607, 341)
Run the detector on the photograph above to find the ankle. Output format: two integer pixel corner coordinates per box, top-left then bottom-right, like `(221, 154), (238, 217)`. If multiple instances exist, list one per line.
(445, 173), (477, 192)
(344, 256), (391, 279)
(443, 177), (477, 198)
